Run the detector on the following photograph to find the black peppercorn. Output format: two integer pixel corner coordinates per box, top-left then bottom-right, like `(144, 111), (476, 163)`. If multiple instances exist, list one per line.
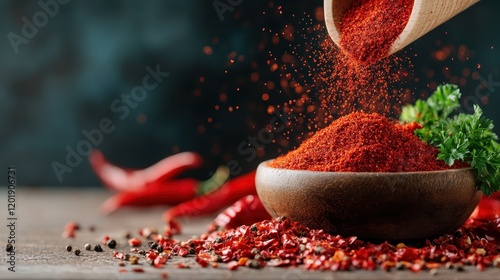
(214, 237), (222, 243)
(84, 243), (92, 251)
(250, 224), (258, 232)
(94, 244), (103, 252)
(66, 245), (72, 252)
(148, 241), (158, 250)
(107, 239), (117, 249)
(74, 249), (81, 256)
(247, 259), (261, 269)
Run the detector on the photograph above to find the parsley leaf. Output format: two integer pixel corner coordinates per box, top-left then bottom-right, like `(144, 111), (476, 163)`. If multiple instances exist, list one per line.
(400, 84), (500, 195)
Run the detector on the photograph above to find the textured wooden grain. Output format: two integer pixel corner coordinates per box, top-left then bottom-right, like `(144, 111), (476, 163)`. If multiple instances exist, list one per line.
(256, 161), (481, 240)
(324, 0), (480, 57)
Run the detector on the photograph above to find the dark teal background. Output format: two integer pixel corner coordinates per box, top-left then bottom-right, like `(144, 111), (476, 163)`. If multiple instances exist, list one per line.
(1, 0), (499, 186)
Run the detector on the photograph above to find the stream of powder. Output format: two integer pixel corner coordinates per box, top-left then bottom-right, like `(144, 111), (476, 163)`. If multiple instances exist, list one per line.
(339, 0), (414, 65)
(313, 0), (415, 121)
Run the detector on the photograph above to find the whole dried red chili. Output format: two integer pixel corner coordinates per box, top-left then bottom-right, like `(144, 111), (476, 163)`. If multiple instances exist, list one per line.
(89, 150), (202, 191)
(99, 166), (229, 214)
(100, 179), (200, 214)
(467, 196), (500, 227)
(90, 150), (230, 214)
(163, 171), (257, 234)
(207, 195), (271, 232)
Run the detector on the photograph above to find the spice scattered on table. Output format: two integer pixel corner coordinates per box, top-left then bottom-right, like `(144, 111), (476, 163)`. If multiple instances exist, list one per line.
(84, 243), (92, 251)
(107, 239), (117, 249)
(129, 238), (142, 247)
(101, 235), (110, 245)
(129, 255), (140, 265)
(65, 245), (72, 252)
(101, 214), (500, 272)
(74, 249), (81, 256)
(62, 221), (80, 238)
(270, 112), (467, 172)
(94, 244), (103, 252)
(6, 243), (14, 252)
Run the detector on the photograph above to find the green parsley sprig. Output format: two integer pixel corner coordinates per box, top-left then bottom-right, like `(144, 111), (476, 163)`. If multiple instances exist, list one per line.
(400, 84), (500, 195)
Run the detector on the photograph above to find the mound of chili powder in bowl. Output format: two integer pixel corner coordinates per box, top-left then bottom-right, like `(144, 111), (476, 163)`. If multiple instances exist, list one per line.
(258, 112), (479, 240)
(269, 112), (466, 172)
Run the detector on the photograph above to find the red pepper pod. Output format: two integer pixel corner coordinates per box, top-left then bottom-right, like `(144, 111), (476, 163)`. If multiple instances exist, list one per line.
(89, 150), (203, 191)
(100, 178), (198, 215)
(467, 195), (500, 226)
(210, 195), (271, 231)
(163, 171), (257, 231)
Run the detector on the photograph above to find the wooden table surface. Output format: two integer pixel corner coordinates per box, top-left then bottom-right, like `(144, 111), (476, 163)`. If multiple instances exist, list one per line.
(1, 188), (499, 280)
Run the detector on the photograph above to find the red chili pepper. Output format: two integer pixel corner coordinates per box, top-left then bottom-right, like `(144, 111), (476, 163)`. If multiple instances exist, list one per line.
(209, 195), (271, 231)
(100, 166), (230, 214)
(89, 149), (202, 191)
(100, 179), (199, 214)
(163, 171), (257, 233)
(467, 195), (500, 226)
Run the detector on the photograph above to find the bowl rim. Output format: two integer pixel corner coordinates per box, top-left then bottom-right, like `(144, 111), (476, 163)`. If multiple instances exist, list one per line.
(259, 159), (474, 176)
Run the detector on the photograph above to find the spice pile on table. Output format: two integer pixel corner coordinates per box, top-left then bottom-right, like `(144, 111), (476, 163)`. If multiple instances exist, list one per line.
(64, 211), (500, 273)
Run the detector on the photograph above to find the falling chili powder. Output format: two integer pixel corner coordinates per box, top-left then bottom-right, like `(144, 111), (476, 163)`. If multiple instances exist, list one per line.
(270, 112), (466, 172)
(339, 0), (414, 65)
(308, 0), (415, 120)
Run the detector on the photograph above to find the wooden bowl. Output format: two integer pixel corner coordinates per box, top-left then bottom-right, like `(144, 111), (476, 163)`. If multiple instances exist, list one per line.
(256, 160), (481, 240)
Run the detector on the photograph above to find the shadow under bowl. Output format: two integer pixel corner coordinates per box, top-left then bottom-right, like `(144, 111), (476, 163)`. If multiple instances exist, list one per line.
(256, 160), (481, 241)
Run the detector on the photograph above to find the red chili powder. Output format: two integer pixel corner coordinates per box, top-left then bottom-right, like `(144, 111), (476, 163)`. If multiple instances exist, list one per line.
(309, 0), (414, 118)
(314, 41), (412, 118)
(339, 0), (414, 65)
(270, 112), (465, 172)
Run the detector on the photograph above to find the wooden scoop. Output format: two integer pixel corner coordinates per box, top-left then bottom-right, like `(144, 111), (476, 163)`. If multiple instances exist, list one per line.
(324, 0), (480, 57)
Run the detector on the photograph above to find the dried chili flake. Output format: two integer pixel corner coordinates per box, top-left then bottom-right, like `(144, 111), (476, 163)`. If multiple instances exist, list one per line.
(227, 261), (238, 270)
(177, 262), (190, 269)
(132, 268), (144, 273)
(113, 251), (126, 260)
(154, 255), (168, 268)
(101, 235), (110, 245)
(128, 238), (142, 247)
